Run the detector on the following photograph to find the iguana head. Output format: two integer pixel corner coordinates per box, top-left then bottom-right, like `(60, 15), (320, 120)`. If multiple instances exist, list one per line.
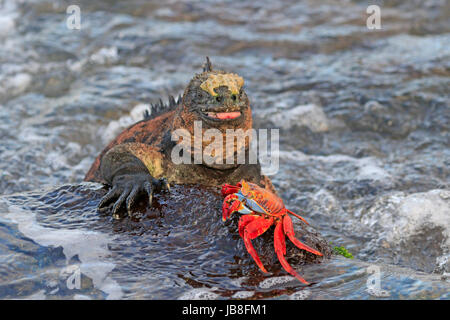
(179, 57), (251, 128)
(172, 57), (253, 169)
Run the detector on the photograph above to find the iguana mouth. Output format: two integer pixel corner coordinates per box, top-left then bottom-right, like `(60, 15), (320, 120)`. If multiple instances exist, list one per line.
(204, 111), (241, 120)
(199, 107), (243, 122)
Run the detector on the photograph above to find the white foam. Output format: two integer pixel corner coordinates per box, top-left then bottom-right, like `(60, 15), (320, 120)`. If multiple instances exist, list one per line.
(436, 255), (450, 274)
(356, 158), (391, 181)
(362, 189), (450, 272)
(289, 289), (311, 300)
(366, 288), (390, 298)
(45, 151), (68, 170)
(363, 190), (450, 246)
(0, 73), (32, 97)
(278, 150), (392, 182)
(259, 275), (294, 289)
(20, 290), (47, 300)
(101, 103), (150, 144)
(0, 0), (18, 37)
(5, 204), (123, 299)
(231, 291), (254, 299)
(266, 104), (329, 132)
(90, 47), (119, 65)
(395, 190), (450, 246)
(311, 188), (341, 216)
(177, 288), (219, 300)
(229, 276), (247, 287)
(73, 294), (92, 300)
(0, 16), (15, 37)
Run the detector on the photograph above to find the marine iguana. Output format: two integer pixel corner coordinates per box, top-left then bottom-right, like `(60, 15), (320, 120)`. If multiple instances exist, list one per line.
(85, 58), (275, 217)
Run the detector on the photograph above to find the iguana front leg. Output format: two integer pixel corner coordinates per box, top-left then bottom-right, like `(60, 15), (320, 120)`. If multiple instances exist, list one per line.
(98, 143), (169, 218)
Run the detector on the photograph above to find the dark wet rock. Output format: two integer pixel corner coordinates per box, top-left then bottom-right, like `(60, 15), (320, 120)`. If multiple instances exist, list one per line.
(340, 100), (418, 139)
(129, 183), (332, 267)
(2, 183), (330, 299)
(98, 183), (331, 266)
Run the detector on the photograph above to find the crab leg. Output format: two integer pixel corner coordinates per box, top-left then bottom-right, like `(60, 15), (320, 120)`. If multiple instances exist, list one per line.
(274, 221), (309, 285)
(283, 215), (323, 256)
(286, 209), (309, 225)
(273, 220), (286, 255)
(242, 216), (274, 274)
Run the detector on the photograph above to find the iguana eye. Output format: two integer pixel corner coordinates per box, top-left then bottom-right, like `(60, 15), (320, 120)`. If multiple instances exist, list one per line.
(231, 94), (237, 101)
(215, 96), (222, 103)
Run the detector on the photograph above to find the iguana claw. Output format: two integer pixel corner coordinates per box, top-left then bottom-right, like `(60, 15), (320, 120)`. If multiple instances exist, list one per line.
(98, 173), (170, 218)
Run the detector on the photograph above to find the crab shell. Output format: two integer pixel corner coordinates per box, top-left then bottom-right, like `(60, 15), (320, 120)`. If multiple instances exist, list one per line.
(221, 180), (323, 284)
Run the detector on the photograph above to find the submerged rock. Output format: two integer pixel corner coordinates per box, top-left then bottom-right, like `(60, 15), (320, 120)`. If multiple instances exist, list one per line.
(1, 183), (331, 299)
(263, 103), (330, 133)
(111, 183), (332, 267)
(361, 189), (450, 273)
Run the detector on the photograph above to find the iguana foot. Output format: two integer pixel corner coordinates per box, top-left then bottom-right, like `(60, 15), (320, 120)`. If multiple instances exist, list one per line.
(98, 173), (170, 218)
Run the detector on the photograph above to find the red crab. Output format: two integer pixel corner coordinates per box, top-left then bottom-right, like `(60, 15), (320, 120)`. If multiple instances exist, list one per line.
(221, 180), (323, 284)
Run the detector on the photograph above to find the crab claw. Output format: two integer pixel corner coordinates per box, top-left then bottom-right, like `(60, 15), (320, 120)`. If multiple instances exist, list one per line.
(221, 183), (242, 197)
(222, 201), (232, 221)
(222, 194), (242, 221)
